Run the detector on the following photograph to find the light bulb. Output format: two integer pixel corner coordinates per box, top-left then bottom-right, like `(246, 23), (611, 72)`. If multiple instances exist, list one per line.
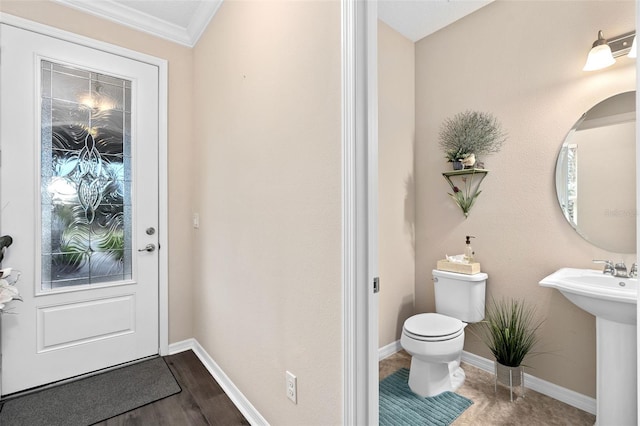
(583, 44), (615, 71)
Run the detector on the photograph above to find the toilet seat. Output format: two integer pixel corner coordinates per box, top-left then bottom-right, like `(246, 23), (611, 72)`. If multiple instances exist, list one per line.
(403, 313), (464, 342)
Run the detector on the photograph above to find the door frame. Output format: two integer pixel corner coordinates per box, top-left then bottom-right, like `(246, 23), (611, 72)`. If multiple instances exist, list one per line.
(341, 0), (379, 423)
(0, 13), (169, 356)
(636, 5), (640, 422)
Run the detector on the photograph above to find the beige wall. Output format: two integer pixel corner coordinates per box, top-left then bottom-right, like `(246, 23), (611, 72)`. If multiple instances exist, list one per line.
(415, 1), (635, 397)
(378, 21), (416, 347)
(0, 0), (194, 343)
(191, 1), (342, 424)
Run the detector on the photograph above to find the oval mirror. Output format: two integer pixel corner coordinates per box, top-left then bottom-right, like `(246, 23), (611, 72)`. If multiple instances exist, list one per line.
(555, 91), (636, 253)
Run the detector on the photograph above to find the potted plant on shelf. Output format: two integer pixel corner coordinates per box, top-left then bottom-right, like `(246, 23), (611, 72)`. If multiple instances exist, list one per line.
(439, 110), (507, 169)
(476, 298), (543, 398)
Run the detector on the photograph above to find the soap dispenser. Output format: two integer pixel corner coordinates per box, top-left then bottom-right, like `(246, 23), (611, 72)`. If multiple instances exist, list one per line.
(464, 236), (475, 263)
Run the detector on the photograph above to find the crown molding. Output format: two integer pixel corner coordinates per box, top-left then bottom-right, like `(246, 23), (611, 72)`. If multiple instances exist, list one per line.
(187, 0), (223, 45)
(52, 0), (221, 47)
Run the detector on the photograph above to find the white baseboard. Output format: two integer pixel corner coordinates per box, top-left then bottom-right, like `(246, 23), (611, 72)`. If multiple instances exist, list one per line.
(168, 339), (269, 426)
(380, 340), (597, 415)
(378, 340), (402, 360)
(460, 351), (596, 415)
(167, 338), (194, 355)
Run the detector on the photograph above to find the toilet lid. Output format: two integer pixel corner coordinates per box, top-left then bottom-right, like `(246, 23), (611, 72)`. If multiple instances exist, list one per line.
(403, 313), (464, 341)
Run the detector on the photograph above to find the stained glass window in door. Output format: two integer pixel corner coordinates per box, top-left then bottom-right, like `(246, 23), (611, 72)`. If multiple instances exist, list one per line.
(41, 60), (132, 290)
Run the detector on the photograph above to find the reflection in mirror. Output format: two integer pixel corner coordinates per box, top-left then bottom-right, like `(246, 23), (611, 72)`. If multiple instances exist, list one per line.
(555, 91), (636, 253)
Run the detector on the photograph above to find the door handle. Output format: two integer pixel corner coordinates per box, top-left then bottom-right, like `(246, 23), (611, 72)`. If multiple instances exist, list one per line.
(138, 243), (156, 253)
(0, 235), (13, 263)
(0, 235), (12, 250)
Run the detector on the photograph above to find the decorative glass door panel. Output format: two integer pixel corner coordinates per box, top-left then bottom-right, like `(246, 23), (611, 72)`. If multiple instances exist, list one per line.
(40, 60), (132, 291)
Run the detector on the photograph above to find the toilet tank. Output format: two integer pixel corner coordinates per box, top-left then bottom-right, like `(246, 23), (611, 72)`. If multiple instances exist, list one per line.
(432, 269), (487, 323)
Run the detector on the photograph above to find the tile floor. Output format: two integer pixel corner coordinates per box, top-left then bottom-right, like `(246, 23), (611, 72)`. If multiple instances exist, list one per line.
(380, 351), (596, 426)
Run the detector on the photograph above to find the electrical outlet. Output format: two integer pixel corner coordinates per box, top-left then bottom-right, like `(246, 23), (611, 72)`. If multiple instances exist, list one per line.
(192, 213), (200, 229)
(286, 371), (297, 404)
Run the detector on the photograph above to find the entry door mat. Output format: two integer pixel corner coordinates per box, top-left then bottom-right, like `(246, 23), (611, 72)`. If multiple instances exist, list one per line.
(0, 356), (181, 426)
(380, 368), (473, 426)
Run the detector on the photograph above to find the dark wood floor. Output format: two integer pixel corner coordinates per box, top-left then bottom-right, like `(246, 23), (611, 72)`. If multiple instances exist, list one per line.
(96, 350), (250, 426)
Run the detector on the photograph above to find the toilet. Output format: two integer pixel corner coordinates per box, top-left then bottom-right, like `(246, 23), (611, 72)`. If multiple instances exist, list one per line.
(400, 269), (487, 397)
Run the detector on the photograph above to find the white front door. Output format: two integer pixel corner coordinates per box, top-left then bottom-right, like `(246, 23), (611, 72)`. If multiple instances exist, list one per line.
(0, 24), (160, 395)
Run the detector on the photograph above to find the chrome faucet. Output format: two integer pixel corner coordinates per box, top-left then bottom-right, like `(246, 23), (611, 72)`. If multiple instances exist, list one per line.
(593, 260), (637, 278)
(614, 262), (628, 277)
(593, 260), (615, 275)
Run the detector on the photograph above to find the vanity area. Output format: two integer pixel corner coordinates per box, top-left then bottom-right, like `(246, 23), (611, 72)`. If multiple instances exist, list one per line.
(542, 91), (637, 425)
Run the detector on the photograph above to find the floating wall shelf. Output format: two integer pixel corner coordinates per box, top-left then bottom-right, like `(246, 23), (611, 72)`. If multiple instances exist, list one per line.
(442, 168), (489, 218)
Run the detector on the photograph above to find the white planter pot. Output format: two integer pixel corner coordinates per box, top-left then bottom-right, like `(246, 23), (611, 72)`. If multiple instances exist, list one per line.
(494, 362), (525, 402)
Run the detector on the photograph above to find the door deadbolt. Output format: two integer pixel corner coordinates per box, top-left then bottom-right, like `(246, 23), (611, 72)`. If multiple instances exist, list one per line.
(146, 227), (156, 235)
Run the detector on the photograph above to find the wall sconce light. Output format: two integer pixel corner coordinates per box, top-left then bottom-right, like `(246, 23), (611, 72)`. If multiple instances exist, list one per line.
(583, 30), (636, 71)
(628, 36), (636, 59)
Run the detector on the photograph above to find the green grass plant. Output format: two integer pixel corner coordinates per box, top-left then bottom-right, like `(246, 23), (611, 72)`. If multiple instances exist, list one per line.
(478, 298), (543, 367)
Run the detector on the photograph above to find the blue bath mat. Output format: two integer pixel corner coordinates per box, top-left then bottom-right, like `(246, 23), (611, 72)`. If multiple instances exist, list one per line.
(379, 368), (473, 426)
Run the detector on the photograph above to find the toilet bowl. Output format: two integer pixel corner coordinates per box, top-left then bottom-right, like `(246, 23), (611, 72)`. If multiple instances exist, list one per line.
(401, 313), (467, 397)
(400, 269), (487, 398)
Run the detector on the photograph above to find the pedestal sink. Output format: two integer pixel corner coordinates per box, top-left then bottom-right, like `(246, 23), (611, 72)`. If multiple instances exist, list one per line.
(540, 268), (637, 426)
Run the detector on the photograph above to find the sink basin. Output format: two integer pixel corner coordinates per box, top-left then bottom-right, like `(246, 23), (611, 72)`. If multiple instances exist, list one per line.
(540, 267), (637, 425)
(539, 267), (636, 324)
